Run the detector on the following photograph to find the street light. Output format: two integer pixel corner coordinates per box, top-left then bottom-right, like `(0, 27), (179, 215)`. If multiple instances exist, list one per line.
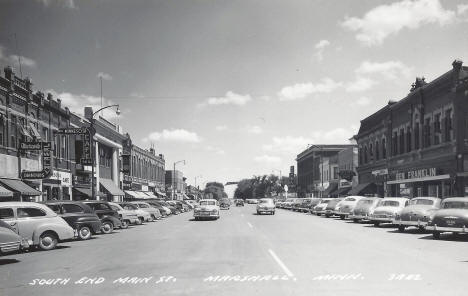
(90, 104), (120, 201)
(172, 160), (185, 200)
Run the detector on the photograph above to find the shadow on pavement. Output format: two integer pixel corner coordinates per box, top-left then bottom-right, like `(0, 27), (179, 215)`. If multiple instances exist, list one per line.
(387, 229), (429, 235)
(363, 224), (396, 229)
(0, 258), (20, 265)
(419, 234), (468, 242)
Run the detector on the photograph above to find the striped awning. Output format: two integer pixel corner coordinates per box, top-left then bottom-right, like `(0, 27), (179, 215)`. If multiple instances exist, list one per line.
(0, 178), (41, 196)
(100, 178), (125, 196)
(0, 184), (13, 197)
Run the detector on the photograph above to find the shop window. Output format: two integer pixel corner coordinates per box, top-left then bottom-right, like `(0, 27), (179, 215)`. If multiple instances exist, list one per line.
(382, 138), (387, 159)
(445, 109), (453, 142)
(364, 146), (368, 163)
(424, 118), (431, 148)
(414, 123), (420, 149)
(399, 128), (405, 154)
(434, 113), (441, 145)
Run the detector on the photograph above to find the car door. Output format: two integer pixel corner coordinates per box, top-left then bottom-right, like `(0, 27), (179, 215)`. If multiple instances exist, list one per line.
(0, 207), (18, 234)
(16, 206), (48, 244)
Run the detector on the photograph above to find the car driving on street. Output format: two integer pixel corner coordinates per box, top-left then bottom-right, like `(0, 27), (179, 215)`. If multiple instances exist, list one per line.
(256, 198), (275, 215)
(194, 199), (220, 220)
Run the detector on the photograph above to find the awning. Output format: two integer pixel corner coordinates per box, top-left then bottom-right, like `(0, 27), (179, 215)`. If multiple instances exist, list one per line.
(386, 174), (450, 185)
(100, 178), (125, 196)
(156, 191), (166, 197)
(73, 187), (105, 198)
(348, 183), (377, 196)
(336, 186), (351, 196)
(125, 190), (140, 199)
(143, 191), (158, 199)
(0, 185), (13, 197)
(0, 178), (41, 196)
(322, 183), (338, 197)
(29, 123), (41, 139)
(18, 125), (32, 139)
(125, 190), (151, 199)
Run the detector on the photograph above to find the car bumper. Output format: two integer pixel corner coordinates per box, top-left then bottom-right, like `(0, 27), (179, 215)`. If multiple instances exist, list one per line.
(349, 214), (370, 220)
(393, 220), (428, 227)
(194, 212), (219, 218)
(257, 208), (275, 213)
(0, 241), (21, 253)
(426, 225), (468, 233)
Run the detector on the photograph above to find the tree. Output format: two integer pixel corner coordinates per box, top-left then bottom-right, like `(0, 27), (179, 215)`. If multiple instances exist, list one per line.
(203, 182), (226, 200)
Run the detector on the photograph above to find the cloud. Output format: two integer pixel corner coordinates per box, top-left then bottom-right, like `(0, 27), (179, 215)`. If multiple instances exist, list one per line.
(355, 60), (412, 80)
(36, 0), (76, 9)
(205, 91), (252, 106)
(254, 155), (282, 164)
(313, 39), (331, 62)
(247, 125), (263, 134)
(310, 127), (358, 144)
(278, 78), (342, 101)
(345, 76), (376, 92)
(341, 0), (456, 46)
(97, 72), (112, 81)
(0, 46), (37, 68)
(263, 136), (313, 154)
(458, 4), (468, 16)
(47, 89), (120, 120)
(143, 129), (201, 143)
(206, 145), (226, 155)
(215, 125), (228, 131)
(355, 97), (372, 106)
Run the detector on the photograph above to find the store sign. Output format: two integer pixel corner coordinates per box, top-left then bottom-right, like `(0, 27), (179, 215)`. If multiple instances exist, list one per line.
(372, 169), (389, 176)
(56, 127), (89, 135)
(21, 141), (52, 180)
(395, 168), (437, 181)
(48, 171), (72, 187)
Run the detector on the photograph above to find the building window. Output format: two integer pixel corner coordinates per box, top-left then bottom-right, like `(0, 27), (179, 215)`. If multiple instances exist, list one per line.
(399, 128), (405, 154)
(358, 147), (362, 165)
(10, 115), (17, 148)
(364, 146), (368, 163)
(445, 109), (453, 142)
(375, 140), (379, 160)
(0, 115), (4, 146)
(382, 138), (387, 159)
(369, 143), (373, 161)
(424, 118), (431, 148)
(61, 135), (67, 160)
(406, 127), (412, 152)
(434, 113), (441, 145)
(392, 132), (398, 156)
(414, 123), (420, 149)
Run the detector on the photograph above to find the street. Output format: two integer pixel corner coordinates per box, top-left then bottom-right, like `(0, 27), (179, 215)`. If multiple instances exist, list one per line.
(1, 205), (468, 296)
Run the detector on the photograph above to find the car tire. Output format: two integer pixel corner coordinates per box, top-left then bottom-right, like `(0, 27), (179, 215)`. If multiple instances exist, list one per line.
(257, 211), (260, 215)
(101, 221), (114, 234)
(272, 211), (275, 215)
(340, 215), (345, 220)
(373, 222), (380, 227)
(432, 232), (440, 239)
(317, 213), (321, 216)
(121, 220), (129, 229)
(78, 226), (92, 240)
(397, 225), (405, 232)
(418, 226), (425, 232)
(325, 214), (330, 218)
(151, 214), (157, 221)
(138, 217), (144, 224)
(38, 231), (58, 251)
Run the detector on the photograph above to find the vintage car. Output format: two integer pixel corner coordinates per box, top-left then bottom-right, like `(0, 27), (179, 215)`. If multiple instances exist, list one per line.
(0, 220), (24, 255)
(0, 202), (75, 251)
(348, 197), (381, 222)
(235, 199), (245, 206)
(324, 198), (344, 218)
(44, 201), (102, 240)
(313, 198), (332, 216)
(306, 199), (322, 213)
(393, 197), (442, 232)
(146, 201), (169, 217)
(129, 201), (161, 221)
(82, 201), (122, 234)
(119, 203), (149, 223)
(334, 196), (366, 219)
(219, 198), (231, 210)
(150, 201), (172, 216)
(256, 198), (276, 215)
(108, 202), (140, 227)
(194, 199), (220, 220)
(167, 201), (185, 213)
(282, 198), (299, 210)
(426, 197), (468, 239)
(369, 197), (409, 227)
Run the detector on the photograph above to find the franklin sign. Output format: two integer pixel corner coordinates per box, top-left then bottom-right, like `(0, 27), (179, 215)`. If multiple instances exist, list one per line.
(396, 168), (437, 181)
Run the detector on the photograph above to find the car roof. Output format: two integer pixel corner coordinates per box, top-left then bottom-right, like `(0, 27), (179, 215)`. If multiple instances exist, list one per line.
(380, 197), (409, 201)
(442, 197), (468, 202)
(411, 197), (441, 200)
(0, 201), (48, 207)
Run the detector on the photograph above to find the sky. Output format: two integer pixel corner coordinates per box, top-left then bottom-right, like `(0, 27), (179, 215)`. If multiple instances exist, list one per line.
(1, 0), (468, 186)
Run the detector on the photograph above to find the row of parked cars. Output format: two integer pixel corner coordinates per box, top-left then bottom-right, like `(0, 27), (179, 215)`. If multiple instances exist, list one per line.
(277, 196), (468, 239)
(0, 199), (197, 255)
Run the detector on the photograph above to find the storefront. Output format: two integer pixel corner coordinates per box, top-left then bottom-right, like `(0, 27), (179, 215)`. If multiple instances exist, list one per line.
(42, 170), (72, 201)
(0, 178), (42, 201)
(99, 178), (125, 202)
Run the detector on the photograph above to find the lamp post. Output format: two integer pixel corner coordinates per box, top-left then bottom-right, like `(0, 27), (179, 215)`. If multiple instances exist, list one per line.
(172, 160), (185, 200)
(90, 105), (120, 200)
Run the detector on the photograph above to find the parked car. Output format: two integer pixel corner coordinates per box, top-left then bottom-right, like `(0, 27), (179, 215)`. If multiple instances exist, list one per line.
(324, 198), (344, 218)
(81, 201), (122, 234)
(194, 199), (220, 220)
(0, 220), (24, 255)
(334, 196), (366, 219)
(0, 202), (75, 251)
(348, 197), (381, 222)
(426, 197), (468, 239)
(146, 201), (169, 217)
(119, 203), (149, 223)
(256, 198), (276, 215)
(219, 198), (231, 210)
(369, 197), (409, 227)
(157, 200), (178, 215)
(235, 199), (244, 206)
(150, 201), (172, 216)
(281, 198), (298, 210)
(44, 201), (102, 240)
(393, 197), (442, 232)
(313, 198), (332, 216)
(167, 201), (185, 213)
(129, 201), (161, 221)
(180, 200), (195, 210)
(108, 202), (140, 227)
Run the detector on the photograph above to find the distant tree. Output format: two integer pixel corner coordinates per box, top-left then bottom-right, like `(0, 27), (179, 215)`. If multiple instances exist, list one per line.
(203, 182), (226, 200)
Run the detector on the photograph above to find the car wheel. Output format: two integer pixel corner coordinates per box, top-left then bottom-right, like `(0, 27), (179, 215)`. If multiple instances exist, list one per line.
(78, 226), (92, 240)
(257, 211), (260, 215)
(373, 222), (380, 227)
(272, 211), (275, 215)
(101, 221), (114, 234)
(325, 214), (330, 218)
(121, 220), (129, 229)
(150, 214), (157, 221)
(397, 225), (405, 232)
(317, 213), (321, 216)
(432, 232), (440, 239)
(418, 226), (425, 232)
(340, 215), (345, 220)
(147, 216), (154, 222)
(38, 232), (58, 251)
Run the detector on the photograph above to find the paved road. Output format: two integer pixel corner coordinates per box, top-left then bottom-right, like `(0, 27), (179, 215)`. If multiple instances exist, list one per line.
(1, 205), (468, 296)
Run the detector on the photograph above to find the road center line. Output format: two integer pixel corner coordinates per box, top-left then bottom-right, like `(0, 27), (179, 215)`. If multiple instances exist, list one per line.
(247, 222), (253, 228)
(268, 249), (294, 277)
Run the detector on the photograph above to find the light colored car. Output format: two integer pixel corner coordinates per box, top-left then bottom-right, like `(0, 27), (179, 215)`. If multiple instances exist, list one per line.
(0, 220), (26, 255)
(129, 202), (161, 221)
(369, 197), (409, 227)
(0, 202), (75, 251)
(426, 197), (468, 239)
(349, 197), (381, 222)
(313, 198), (332, 215)
(334, 196), (366, 219)
(108, 202), (140, 227)
(194, 199), (220, 220)
(119, 203), (149, 224)
(393, 197), (442, 232)
(256, 198), (276, 215)
(325, 198), (344, 217)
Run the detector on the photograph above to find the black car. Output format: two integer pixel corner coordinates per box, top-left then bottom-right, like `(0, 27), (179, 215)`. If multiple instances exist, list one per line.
(44, 201), (102, 240)
(81, 201), (122, 234)
(235, 199), (244, 206)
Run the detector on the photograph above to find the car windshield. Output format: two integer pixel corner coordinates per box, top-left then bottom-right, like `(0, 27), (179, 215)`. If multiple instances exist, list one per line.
(122, 204), (137, 210)
(360, 199), (375, 205)
(200, 201), (216, 206)
(260, 199), (273, 204)
(320, 200), (330, 204)
(345, 198), (356, 201)
(379, 200), (400, 207)
(410, 199), (434, 206)
(442, 201), (468, 209)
